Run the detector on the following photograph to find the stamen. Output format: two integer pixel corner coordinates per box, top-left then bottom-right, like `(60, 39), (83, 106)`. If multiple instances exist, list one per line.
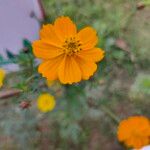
(62, 37), (82, 56)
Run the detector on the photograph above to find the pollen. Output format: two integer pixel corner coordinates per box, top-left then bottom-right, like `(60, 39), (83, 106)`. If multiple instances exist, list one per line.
(62, 37), (82, 56)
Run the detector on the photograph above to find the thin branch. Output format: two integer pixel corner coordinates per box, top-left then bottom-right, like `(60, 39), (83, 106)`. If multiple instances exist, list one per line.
(100, 105), (120, 124)
(0, 89), (22, 99)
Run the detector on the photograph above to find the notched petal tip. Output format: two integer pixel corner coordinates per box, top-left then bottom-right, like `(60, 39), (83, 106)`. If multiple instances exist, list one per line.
(54, 16), (77, 40)
(75, 56), (98, 80)
(98, 48), (105, 61)
(54, 16), (73, 23)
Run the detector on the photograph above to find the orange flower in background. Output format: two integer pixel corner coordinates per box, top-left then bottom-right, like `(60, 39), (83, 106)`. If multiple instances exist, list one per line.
(32, 16), (104, 84)
(117, 116), (150, 149)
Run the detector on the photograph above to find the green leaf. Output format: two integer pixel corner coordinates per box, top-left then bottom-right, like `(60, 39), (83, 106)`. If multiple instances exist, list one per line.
(142, 0), (150, 5)
(0, 55), (4, 62)
(23, 39), (32, 53)
(6, 49), (16, 59)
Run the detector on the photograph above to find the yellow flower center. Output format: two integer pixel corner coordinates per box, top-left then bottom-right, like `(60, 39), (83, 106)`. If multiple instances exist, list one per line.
(63, 37), (82, 56)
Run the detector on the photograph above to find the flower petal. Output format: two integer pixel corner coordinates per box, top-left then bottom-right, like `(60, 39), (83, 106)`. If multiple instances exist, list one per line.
(58, 56), (81, 84)
(77, 27), (98, 49)
(54, 16), (77, 41)
(38, 55), (65, 80)
(75, 56), (97, 80)
(32, 40), (64, 59)
(40, 24), (62, 47)
(77, 48), (105, 62)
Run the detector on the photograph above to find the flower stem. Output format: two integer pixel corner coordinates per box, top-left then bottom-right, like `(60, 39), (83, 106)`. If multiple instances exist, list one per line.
(100, 105), (120, 124)
(25, 74), (37, 84)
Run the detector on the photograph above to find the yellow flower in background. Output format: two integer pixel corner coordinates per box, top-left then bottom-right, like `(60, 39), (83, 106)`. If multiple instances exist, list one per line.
(117, 116), (150, 149)
(47, 80), (54, 87)
(33, 16), (105, 84)
(0, 68), (6, 88)
(37, 93), (56, 112)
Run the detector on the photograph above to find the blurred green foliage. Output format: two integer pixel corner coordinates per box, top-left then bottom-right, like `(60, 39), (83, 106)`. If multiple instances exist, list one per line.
(0, 0), (149, 149)
(130, 73), (150, 99)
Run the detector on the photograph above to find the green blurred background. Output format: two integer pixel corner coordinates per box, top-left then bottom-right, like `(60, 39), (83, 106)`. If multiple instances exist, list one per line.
(0, 0), (149, 149)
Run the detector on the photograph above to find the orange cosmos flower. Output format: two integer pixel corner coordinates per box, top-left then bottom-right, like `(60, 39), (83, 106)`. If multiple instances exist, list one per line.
(117, 116), (150, 149)
(32, 16), (104, 84)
